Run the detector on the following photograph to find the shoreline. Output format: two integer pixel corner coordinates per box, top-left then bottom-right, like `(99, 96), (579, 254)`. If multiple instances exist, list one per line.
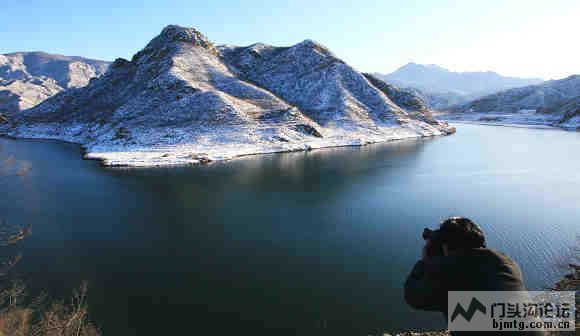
(0, 133), (436, 169)
(436, 113), (580, 132)
(5, 118), (580, 169)
(1, 123), (455, 168)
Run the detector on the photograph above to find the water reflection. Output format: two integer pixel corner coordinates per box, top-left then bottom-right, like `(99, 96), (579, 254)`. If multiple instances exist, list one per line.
(0, 126), (579, 336)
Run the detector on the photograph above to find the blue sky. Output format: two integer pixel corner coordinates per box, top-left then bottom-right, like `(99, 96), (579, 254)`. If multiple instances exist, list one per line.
(1, 0), (579, 79)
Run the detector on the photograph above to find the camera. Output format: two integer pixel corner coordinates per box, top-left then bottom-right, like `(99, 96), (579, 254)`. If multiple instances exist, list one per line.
(422, 228), (444, 257)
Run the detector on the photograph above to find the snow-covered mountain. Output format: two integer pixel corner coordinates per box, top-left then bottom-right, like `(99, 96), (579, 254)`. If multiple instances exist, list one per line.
(0, 25), (453, 167)
(0, 52), (109, 114)
(443, 75), (580, 129)
(374, 63), (543, 109)
(361, 73), (432, 121)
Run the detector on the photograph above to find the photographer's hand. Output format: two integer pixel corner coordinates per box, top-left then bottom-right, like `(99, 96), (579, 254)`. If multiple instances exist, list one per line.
(405, 245), (446, 312)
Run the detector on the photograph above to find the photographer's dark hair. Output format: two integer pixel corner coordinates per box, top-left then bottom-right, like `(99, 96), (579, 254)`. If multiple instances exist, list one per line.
(439, 217), (486, 250)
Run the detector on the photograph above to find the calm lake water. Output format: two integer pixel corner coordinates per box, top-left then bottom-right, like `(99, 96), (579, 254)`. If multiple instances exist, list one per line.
(1, 124), (579, 335)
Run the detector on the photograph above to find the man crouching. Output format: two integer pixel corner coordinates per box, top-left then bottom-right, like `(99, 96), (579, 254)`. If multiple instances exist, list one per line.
(404, 217), (545, 335)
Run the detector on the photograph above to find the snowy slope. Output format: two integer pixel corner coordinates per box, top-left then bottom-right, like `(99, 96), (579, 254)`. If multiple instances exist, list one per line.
(0, 52), (109, 113)
(0, 25), (454, 167)
(442, 75), (580, 129)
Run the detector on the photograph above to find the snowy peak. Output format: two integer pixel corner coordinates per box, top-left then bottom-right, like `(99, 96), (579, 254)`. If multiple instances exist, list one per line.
(395, 62), (449, 75)
(141, 25), (220, 57)
(222, 38), (403, 126)
(0, 51), (109, 88)
(292, 39), (334, 57)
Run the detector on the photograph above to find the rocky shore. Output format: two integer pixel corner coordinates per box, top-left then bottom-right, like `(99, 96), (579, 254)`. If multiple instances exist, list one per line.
(547, 264), (579, 335)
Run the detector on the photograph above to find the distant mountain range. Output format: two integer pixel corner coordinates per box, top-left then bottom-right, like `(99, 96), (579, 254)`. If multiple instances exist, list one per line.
(0, 26), (452, 167)
(0, 52), (109, 113)
(374, 63), (544, 109)
(444, 75), (580, 129)
(374, 62), (579, 129)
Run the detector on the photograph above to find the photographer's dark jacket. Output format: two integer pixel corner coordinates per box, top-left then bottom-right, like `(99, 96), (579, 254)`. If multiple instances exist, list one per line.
(404, 248), (545, 335)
